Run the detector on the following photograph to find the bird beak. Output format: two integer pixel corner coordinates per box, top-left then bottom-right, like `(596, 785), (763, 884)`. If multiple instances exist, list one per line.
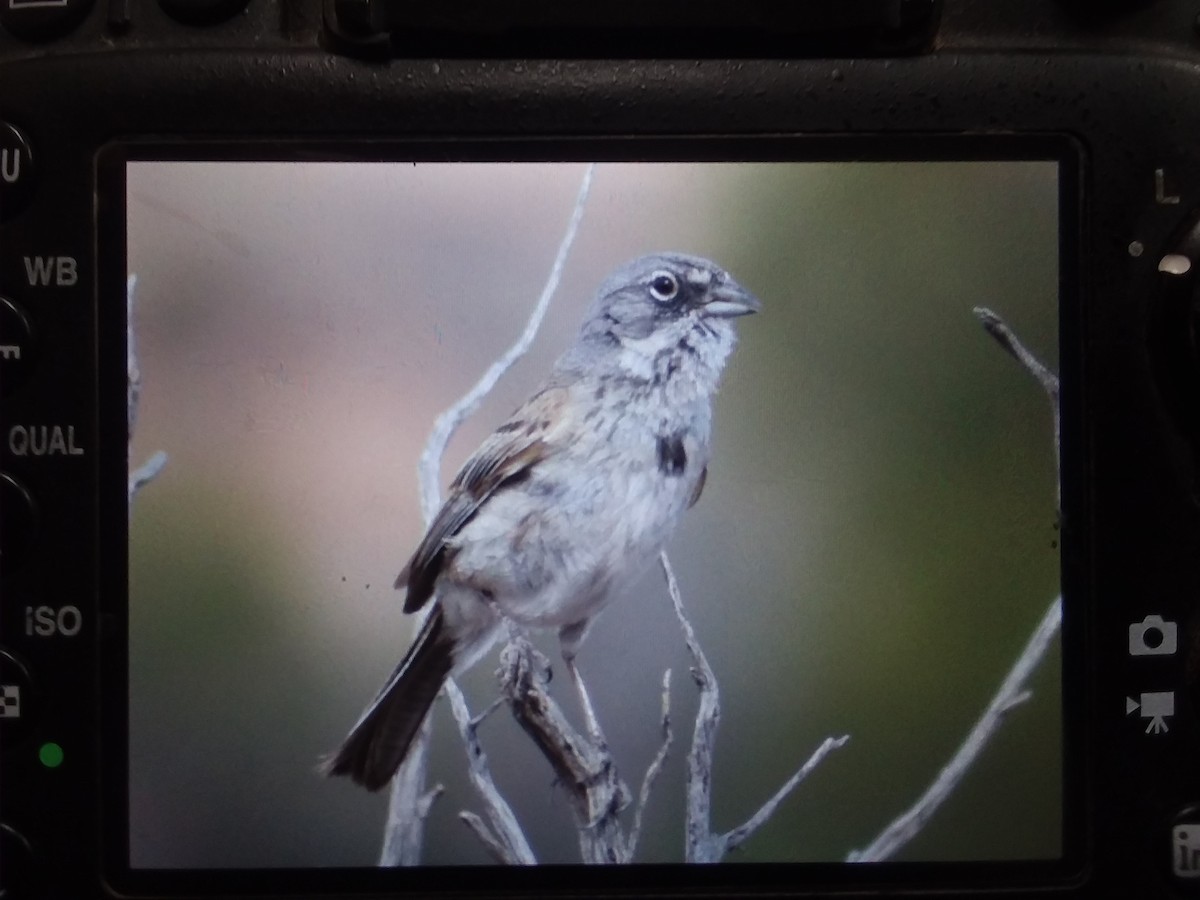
(701, 280), (762, 319)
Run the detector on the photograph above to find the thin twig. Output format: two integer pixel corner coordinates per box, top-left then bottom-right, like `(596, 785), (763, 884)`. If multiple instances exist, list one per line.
(721, 734), (850, 856)
(127, 274), (168, 507)
(974, 306), (1061, 512)
(657, 551), (721, 863)
(973, 307), (1059, 400)
(417, 163), (596, 523)
(129, 452), (168, 506)
(627, 670), (673, 859)
(847, 596), (1061, 863)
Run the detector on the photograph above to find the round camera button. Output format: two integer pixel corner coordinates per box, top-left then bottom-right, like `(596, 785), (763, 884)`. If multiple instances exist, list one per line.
(0, 122), (35, 220)
(0, 823), (35, 897)
(0, 473), (36, 570)
(0, 648), (36, 746)
(0, 296), (36, 397)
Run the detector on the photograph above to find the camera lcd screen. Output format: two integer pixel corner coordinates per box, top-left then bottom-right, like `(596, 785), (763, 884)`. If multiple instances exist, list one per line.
(118, 150), (1069, 880)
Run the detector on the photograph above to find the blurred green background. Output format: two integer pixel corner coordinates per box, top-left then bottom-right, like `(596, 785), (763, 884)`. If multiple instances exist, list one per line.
(126, 159), (1061, 868)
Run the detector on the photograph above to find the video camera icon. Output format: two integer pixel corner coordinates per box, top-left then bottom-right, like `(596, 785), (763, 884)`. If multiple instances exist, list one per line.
(1129, 615), (1178, 656)
(1127, 691), (1174, 734)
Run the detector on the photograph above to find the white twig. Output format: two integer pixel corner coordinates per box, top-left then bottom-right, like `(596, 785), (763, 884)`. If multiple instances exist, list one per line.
(657, 551), (721, 862)
(847, 595), (1062, 863)
(974, 306), (1061, 511)
(722, 734), (850, 856)
(127, 274), (168, 507)
(973, 307), (1060, 401)
(627, 669), (673, 859)
(379, 722), (436, 866)
(383, 163), (596, 865)
(417, 163), (596, 523)
(128, 451), (168, 506)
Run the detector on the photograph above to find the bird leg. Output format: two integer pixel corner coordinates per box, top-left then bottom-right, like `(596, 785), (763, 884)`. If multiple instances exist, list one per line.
(559, 620), (607, 749)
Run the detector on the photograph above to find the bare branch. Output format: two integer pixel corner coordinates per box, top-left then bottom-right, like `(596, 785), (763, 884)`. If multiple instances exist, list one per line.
(721, 734), (850, 856)
(127, 274), (168, 507)
(129, 451), (168, 506)
(973, 307), (1060, 400)
(445, 679), (537, 865)
(657, 551), (721, 863)
(974, 306), (1061, 512)
(417, 162), (597, 523)
(379, 723), (435, 865)
(627, 669), (673, 859)
(659, 551), (846, 862)
(847, 595), (1062, 863)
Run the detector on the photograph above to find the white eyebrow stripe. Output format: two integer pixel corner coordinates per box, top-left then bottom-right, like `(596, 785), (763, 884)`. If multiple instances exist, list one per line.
(685, 268), (711, 286)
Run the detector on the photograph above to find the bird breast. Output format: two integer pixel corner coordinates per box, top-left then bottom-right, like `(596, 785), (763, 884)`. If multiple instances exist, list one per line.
(446, 398), (711, 629)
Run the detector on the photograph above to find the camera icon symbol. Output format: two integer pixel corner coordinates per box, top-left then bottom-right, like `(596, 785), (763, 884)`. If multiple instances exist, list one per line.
(1129, 614), (1178, 656)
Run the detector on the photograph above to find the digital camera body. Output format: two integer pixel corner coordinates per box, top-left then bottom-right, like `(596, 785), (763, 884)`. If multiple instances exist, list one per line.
(2, 1), (1200, 898)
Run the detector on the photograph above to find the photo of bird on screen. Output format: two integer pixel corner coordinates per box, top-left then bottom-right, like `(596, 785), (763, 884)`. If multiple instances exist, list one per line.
(324, 253), (760, 791)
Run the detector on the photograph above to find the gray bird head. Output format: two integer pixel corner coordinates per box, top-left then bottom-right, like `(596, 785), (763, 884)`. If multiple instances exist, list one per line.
(558, 253), (761, 390)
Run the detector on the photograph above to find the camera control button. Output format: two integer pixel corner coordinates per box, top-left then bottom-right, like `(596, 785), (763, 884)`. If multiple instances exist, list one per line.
(1172, 806), (1200, 885)
(1150, 209), (1200, 456)
(0, 823), (35, 897)
(0, 122), (34, 221)
(0, 0), (93, 43)
(158, 0), (248, 26)
(0, 295), (36, 396)
(0, 472), (36, 570)
(0, 648), (36, 745)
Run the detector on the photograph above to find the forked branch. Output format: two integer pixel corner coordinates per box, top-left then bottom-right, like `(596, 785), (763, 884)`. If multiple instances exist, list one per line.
(659, 552), (849, 863)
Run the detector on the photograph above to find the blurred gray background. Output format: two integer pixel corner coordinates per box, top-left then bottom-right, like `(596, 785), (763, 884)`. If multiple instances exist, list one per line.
(126, 159), (1061, 868)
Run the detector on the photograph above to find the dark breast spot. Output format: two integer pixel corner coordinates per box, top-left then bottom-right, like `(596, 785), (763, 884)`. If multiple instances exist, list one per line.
(656, 432), (687, 477)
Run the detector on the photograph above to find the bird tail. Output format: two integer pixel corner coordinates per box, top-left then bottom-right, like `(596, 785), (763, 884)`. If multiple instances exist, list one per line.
(322, 605), (453, 791)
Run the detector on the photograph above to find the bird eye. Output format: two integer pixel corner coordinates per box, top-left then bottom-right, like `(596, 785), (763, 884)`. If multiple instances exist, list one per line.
(649, 272), (679, 302)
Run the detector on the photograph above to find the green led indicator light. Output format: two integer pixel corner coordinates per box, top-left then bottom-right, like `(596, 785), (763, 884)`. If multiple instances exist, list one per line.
(38, 742), (64, 769)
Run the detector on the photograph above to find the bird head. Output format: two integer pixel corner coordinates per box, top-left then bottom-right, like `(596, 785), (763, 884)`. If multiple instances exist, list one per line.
(563, 253), (761, 390)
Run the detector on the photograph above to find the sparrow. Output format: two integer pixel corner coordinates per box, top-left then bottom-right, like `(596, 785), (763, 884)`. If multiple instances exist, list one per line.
(325, 252), (761, 791)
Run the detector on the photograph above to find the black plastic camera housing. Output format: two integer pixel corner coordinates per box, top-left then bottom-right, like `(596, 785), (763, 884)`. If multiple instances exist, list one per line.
(2, 1), (1200, 898)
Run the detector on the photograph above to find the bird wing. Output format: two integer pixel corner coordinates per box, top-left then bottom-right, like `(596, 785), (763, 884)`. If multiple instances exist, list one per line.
(396, 386), (570, 613)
